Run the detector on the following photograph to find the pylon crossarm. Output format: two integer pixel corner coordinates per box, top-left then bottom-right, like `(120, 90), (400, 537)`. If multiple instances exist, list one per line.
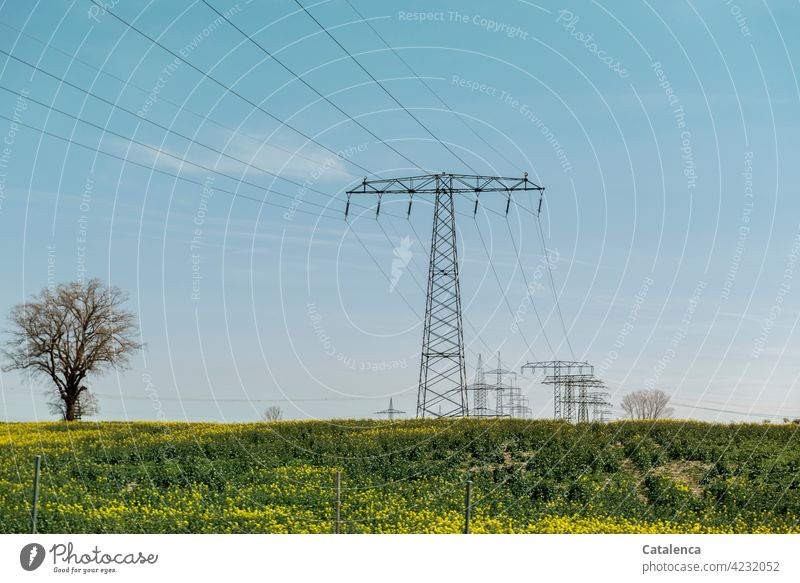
(346, 173), (543, 196)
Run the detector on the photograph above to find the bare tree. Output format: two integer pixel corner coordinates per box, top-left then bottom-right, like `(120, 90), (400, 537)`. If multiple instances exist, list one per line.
(620, 389), (673, 420)
(262, 406), (283, 421)
(2, 279), (142, 421)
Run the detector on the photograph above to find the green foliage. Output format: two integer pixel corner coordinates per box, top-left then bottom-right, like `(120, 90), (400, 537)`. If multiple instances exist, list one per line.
(0, 419), (798, 533)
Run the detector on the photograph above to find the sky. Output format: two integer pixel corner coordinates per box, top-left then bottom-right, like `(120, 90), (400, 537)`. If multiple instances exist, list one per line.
(0, 0), (799, 423)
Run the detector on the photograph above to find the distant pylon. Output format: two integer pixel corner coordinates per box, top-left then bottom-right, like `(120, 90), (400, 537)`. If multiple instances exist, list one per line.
(521, 361), (611, 422)
(484, 354), (529, 418)
(375, 398), (406, 421)
(472, 354), (488, 416)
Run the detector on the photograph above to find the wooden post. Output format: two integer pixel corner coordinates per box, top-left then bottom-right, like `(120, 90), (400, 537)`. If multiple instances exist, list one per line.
(464, 479), (472, 534)
(335, 470), (342, 534)
(31, 455), (42, 534)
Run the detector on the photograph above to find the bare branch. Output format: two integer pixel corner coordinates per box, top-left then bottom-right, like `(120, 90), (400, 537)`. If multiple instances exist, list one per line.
(620, 389), (673, 420)
(262, 406), (283, 421)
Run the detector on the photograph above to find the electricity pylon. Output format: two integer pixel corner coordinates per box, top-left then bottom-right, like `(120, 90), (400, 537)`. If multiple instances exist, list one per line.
(375, 397), (406, 421)
(521, 361), (611, 423)
(347, 173), (543, 418)
(521, 361), (592, 420)
(470, 354), (490, 416)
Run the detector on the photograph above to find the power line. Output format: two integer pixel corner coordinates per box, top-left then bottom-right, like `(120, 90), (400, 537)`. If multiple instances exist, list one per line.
(0, 83), (342, 212)
(0, 109), (347, 221)
(284, 3), (556, 367)
(0, 105), (427, 227)
(472, 216), (538, 362)
(291, 0), (477, 173)
(670, 401), (799, 421)
(0, 111), (462, 387)
(3, 9), (539, 224)
(1, 386), (382, 403)
(199, 2), (543, 371)
(7, 3), (550, 395)
(0, 49), (349, 201)
(0, 55), (427, 223)
(347, 206), (501, 371)
(85, 0), (383, 180)
(536, 208), (575, 359)
(504, 218), (554, 356)
(0, 76), (412, 223)
(72, 3), (535, 223)
(0, 82), (509, 331)
(373, 209), (499, 364)
(101, 394), (377, 403)
(200, 0), (429, 174)
(0, 20), (334, 171)
(341, 0), (521, 172)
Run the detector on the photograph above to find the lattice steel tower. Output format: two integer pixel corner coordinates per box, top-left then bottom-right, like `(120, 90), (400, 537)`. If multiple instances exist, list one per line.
(521, 360), (611, 423)
(470, 354), (491, 416)
(375, 397), (406, 421)
(347, 173), (542, 418)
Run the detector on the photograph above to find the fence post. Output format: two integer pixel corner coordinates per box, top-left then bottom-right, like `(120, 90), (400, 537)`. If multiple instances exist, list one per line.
(31, 455), (42, 534)
(335, 470), (342, 534)
(464, 479), (472, 534)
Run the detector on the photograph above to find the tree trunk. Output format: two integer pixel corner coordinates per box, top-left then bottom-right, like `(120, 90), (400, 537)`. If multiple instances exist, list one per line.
(64, 385), (80, 421)
(64, 397), (76, 421)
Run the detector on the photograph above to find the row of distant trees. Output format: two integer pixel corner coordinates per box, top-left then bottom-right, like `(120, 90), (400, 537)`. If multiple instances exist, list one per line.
(1, 279), (796, 423)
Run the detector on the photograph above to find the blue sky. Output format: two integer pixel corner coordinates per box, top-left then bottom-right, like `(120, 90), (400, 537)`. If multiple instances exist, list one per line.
(1, 0), (799, 422)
